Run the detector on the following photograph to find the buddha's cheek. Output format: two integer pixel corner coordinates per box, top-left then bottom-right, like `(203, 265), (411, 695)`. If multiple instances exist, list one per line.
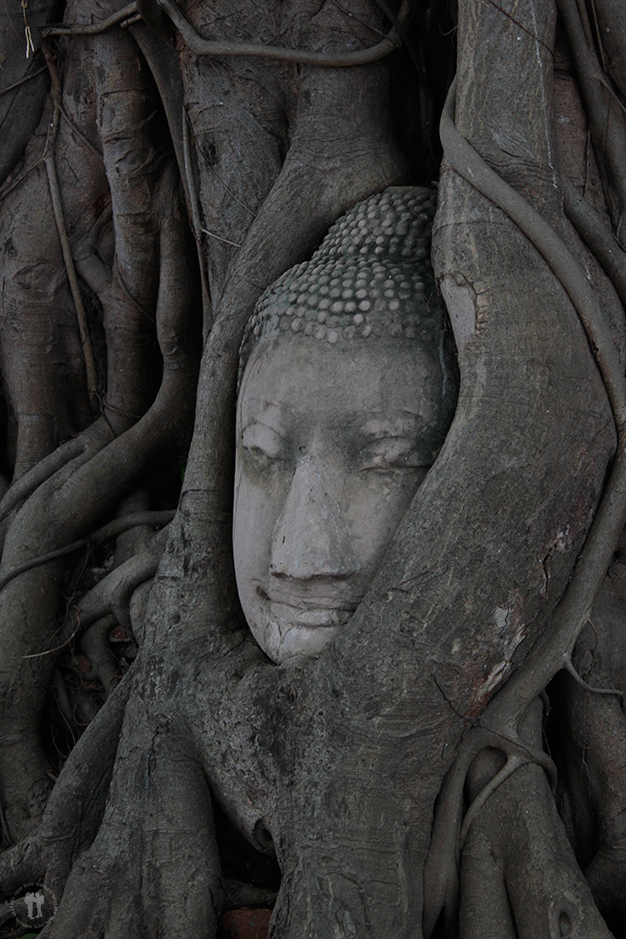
(233, 463), (286, 630)
(343, 470), (427, 582)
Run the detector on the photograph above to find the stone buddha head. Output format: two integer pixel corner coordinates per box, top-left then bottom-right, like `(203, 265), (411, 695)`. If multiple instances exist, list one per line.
(233, 188), (458, 664)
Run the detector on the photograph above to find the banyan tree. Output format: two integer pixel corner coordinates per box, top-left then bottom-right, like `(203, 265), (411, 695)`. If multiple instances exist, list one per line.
(0, 0), (626, 936)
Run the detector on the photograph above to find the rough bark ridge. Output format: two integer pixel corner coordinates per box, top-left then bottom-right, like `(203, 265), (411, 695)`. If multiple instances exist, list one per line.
(0, 0), (626, 937)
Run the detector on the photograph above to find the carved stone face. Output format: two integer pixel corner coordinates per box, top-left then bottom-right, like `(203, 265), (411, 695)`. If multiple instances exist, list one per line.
(233, 333), (450, 663)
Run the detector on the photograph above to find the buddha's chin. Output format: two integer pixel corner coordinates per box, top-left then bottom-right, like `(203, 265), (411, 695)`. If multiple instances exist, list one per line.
(251, 617), (341, 664)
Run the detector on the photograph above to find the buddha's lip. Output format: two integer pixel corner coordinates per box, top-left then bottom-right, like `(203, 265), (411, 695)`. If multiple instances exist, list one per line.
(268, 599), (357, 628)
(257, 580), (362, 609)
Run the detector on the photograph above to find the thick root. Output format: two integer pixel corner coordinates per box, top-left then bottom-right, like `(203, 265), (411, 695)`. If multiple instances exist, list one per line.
(0, 150), (198, 840)
(462, 763), (613, 939)
(42, 691), (221, 939)
(461, 701), (613, 938)
(461, 766), (611, 939)
(0, 675), (129, 907)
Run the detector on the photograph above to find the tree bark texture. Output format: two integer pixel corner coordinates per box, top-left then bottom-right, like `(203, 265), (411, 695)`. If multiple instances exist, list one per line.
(0, 0), (626, 937)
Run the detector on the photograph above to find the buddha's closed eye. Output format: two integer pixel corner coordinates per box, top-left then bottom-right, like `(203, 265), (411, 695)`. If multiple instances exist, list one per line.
(359, 437), (431, 472)
(241, 422), (287, 465)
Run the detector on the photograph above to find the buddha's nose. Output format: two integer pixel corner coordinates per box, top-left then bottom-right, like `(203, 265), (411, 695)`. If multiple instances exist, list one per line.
(270, 455), (360, 580)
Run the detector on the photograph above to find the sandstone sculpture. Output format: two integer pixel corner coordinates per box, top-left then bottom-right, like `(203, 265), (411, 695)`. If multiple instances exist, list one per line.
(234, 188), (458, 662)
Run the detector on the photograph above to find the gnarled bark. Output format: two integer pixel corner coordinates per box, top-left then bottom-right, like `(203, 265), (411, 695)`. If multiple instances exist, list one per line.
(1, 0), (626, 936)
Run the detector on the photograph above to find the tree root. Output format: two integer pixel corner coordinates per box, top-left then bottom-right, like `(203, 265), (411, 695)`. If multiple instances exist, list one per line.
(0, 143), (97, 478)
(459, 753), (526, 848)
(0, 674), (130, 889)
(51, 668), (78, 736)
(182, 108), (212, 339)
(557, 0), (626, 241)
(0, 422), (113, 531)
(40, 691), (221, 939)
(424, 723), (560, 938)
(0, 149), (199, 839)
(42, 4), (139, 38)
(124, 15), (215, 348)
(563, 178), (626, 320)
(81, 615), (120, 697)
(586, 842), (626, 936)
(0, 66), (48, 99)
(65, 525), (168, 637)
(441, 77), (626, 425)
(451, 700), (615, 938)
(461, 762), (615, 939)
(44, 0), (410, 68)
(561, 651), (623, 699)
(153, 0), (406, 67)
(0, 434), (188, 839)
(591, 0), (626, 106)
(42, 48), (97, 415)
(555, 623), (626, 934)
(439, 87), (626, 700)
(0, 511), (172, 596)
(424, 72), (626, 936)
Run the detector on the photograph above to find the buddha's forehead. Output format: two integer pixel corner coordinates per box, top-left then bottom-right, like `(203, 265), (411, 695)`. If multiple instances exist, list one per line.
(238, 334), (449, 449)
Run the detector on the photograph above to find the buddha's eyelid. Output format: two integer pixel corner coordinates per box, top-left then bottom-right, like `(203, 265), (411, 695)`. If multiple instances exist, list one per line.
(358, 436), (415, 456)
(358, 430), (419, 451)
(241, 421), (288, 458)
(358, 434), (431, 469)
(359, 450), (432, 472)
(360, 414), (421, 439)
(241, 417), (285, 439)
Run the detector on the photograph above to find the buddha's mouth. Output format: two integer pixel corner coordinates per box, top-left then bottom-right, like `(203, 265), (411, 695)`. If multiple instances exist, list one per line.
(268, 600), (354, 628)
(251, 586), (354, 628)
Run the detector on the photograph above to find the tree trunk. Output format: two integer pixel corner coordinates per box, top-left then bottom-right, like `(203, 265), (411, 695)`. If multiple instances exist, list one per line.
(0, 0), (625, 937)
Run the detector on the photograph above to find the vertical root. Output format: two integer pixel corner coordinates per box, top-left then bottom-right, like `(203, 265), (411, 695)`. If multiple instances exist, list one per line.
(182, 109), (212, 339)
(460, 754), (526, 847)
(42, 49), (98, 416)
(557, 0), (626, 241)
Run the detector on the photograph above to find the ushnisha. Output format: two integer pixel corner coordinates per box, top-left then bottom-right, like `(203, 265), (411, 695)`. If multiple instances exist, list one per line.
(238, 187), (444, 386)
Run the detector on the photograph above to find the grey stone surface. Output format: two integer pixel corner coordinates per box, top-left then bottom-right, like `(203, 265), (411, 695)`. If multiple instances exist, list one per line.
(234, 187), (458, 663)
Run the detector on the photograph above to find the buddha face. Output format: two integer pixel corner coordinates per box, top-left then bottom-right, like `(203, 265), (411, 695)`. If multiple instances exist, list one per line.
(233, 333), (450, 664)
